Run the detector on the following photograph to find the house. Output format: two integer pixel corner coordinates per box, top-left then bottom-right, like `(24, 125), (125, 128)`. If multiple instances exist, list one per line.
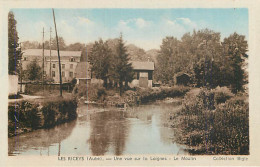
(129, 61), (154, 88)
(22, 49), (81, 83)
(75, 62), (91, 85)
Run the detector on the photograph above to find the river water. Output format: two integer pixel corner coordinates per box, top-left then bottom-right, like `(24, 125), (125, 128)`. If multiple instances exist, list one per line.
(8, 99), (187, 156)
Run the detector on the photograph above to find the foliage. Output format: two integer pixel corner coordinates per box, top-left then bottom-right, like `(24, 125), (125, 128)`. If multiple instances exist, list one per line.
(24, 59), (42, 81)
(41, 97), (77, 127)
(73, 84), (106, 102)
(156, 29), (248, 92)
(172, 88), (249, 155)
(8, 98), (77, 136)
(222, 33), (248, 93)
(156, 37), (180, 84)
(213, 86), (234, 104)
(136, 86), (190, 104)
(89, 39), (112, 88)
(8, 11), (21, 75)
(51, 36), (67, 50)
(110, 34), (134, 95)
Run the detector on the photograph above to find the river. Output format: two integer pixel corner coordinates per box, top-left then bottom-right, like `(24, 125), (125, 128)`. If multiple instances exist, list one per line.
(8, 98), (187, 156)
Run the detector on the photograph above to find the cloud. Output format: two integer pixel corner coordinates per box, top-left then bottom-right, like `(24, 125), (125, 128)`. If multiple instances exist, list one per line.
(176, 18), (197, 28)
(135, 18), (152, 28)
(117, 18), (152, 30)
(76, 16), (94, 26)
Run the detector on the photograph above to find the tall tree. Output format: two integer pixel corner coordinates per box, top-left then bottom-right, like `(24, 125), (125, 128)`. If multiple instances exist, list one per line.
(111, 34), (134, 96)
(89, 39), (112, 88)
(8, 11), (21, 75)
(222, 32), (248, 93)
(156, 37), (180, 84)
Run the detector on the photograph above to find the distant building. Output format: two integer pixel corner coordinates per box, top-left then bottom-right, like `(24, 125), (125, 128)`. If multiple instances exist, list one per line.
(22, 49), (81, 83)
(129, 61), (154, 88)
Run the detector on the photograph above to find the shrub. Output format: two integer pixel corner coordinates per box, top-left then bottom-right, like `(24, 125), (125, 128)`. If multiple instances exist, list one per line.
(213, 86), (234, 104)
(41, 97), (77, 128)
(173, 88), (249, 155)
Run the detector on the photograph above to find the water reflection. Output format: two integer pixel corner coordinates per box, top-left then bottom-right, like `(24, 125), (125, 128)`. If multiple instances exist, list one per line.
(8, 120), (76, 156)
(88, 111), (130, 156)
(8, 100), (187, 156)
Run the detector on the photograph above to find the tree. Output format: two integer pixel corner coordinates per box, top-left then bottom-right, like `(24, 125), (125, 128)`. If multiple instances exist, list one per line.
(111, 34), (134, 96)
(51, 36), (66, 50)
(89, 39), (112, 88)
(8, 11), (21, 75)
(24, 59), (42, 81)
(222, 33), (248, 93)
(156, 37), (180, 84)
(66, 42), (85, 51)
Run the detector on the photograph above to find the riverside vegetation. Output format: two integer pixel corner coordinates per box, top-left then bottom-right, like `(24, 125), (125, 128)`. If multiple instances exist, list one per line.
(8, 97), (77, 137)
(171, 87), (249, 155)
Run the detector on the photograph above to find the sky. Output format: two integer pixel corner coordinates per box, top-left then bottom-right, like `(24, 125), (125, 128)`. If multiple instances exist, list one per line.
(12, 8), (248, 50)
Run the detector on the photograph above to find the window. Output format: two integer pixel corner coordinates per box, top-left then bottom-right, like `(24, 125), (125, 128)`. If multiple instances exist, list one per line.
(70, 64), (73, 69)
(62, 64), (65, 69)
(136, 72), (140, 80)
(70, 57), (75, 62)
(52, 71), (55, 77)
(148, 71), (153, 80)
(62, 71), (65, 77)
(53, 64), (55, 68)
(69, 72), (73, 77)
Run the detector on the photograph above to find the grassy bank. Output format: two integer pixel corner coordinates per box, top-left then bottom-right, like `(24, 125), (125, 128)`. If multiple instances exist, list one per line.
(73, 84), (190, 106)
(171, 87), (249, 155)
(8, 97), (77, 137)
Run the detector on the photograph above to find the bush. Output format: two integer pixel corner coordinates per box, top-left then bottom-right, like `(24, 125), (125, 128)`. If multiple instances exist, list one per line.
(136, 86), (190, 104)
(73, 84), (107, 102)
(8, 98), (77, 136)
(41, 97), (77, 128)
(173, 88), (249, 155)
(213, 86), (234, 104)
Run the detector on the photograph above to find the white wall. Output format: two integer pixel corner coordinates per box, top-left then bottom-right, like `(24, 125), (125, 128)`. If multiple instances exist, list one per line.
(9, 75), (18, 95)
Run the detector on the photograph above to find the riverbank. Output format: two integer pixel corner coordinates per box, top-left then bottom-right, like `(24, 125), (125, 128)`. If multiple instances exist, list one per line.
(74, 84), (190, 107)
(8, 96), (77, 137)
(170, 87), (249, 155)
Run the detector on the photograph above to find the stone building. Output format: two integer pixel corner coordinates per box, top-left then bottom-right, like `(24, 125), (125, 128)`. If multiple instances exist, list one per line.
(22, 49), (81, 83)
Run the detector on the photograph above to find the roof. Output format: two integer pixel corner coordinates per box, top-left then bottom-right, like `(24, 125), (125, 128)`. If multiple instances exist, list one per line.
(23, 49), (81, 57)
(75, 62), (91, 79)
(129, 61), (154, 71)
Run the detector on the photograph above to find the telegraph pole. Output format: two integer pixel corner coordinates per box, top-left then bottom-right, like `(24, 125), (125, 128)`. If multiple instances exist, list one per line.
(52, 8), (63, 97)
(19, 42), (23, 92)
(42, 27), (45, 93)
(49, 27), (52, 78)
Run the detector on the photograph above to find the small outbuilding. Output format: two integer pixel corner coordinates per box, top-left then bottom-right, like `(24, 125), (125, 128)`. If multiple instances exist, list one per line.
(129, 61), (154, 88)
(174, 72), (191, 86)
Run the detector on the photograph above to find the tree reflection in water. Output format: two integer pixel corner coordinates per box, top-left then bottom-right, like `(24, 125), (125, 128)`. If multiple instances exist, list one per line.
(8, 120), (76, 156)
(88, 111), (130, 156)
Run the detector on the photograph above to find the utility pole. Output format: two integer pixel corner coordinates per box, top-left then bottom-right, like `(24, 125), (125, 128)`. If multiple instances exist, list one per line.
(19, 42), (23, 93)
(49, 27), (52, 78)
(52, 8), (63, 97)
(42, 27), (45, 94)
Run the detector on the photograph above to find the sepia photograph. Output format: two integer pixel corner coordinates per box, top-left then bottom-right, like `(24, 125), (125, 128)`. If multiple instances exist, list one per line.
(6, 8), (250, 157)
